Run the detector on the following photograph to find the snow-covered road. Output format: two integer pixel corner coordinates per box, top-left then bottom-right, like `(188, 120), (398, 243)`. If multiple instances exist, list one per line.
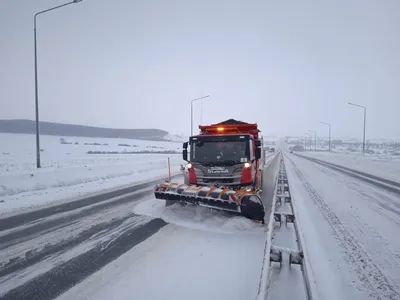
(56, 153), (280, 300)
(57, 222), (266, 300)
(0, 185), (165, 300)
(4, 150), (398, 300)
(0, 154), (280, 300)
(285, 153), (400, 300)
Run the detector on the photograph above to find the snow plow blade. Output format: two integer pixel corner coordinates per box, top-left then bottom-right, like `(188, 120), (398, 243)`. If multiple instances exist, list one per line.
(154, 182), (265, 223)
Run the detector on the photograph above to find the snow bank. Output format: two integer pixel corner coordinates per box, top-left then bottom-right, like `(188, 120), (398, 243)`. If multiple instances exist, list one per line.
(300, 151), (400, 183)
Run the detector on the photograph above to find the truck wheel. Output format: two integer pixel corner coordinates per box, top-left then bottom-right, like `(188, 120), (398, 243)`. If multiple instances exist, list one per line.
(165, 200), (177, 207)
(165, 200), (186, 207)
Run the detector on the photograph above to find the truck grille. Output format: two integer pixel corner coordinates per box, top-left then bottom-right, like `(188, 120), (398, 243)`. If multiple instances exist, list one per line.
(197, 177), (241, 185)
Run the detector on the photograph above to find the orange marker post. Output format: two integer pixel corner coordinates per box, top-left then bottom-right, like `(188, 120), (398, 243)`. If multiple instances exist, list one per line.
(168, 157), (171, 180)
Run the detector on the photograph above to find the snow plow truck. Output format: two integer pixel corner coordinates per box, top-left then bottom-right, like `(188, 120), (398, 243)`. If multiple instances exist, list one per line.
(154, 119), (266, 223)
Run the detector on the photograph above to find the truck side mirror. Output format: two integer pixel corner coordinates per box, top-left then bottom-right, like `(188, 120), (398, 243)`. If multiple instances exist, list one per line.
(254, 140), (261, 160)
(255, 147), (261, 160)
(182, 142), (188, 161)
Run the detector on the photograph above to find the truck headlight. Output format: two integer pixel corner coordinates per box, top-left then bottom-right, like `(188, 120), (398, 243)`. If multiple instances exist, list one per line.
(244, 162), (251, 169)
(187, 163), (193, 169)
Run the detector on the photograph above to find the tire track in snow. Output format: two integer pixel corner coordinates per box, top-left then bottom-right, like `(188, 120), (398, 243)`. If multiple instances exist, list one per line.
(0, 218), (167, 300)
(0, 188), (152, 250)
(0, 213), (138, 279)
(0, 176), (176, 232)
(357, 192), (400, 228)
(307, 161), (400, 227)
(0, 178), (174, 299)
(294, 157), (400, 291)
(287, 155), (400, 300)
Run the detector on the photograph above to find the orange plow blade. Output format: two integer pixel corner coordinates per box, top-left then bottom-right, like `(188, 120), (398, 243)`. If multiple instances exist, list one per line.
(154, 182), (265, 223)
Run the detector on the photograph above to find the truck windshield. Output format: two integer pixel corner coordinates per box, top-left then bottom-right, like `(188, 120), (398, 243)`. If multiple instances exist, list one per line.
(190, 139), (250, 165)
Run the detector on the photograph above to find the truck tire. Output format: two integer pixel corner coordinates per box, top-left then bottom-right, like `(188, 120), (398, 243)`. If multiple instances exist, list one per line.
(165, 200), (187, 207)
(165, 200), (177, 207)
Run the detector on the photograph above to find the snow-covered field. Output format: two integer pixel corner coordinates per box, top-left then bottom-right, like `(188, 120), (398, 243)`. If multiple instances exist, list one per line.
(299, 151), (400, 183)
(285, 153), (400, 300)
(0, 133), (184, 215)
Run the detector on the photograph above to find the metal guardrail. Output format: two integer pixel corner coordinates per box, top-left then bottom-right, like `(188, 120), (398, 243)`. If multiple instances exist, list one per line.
(257, 155), (314, 300)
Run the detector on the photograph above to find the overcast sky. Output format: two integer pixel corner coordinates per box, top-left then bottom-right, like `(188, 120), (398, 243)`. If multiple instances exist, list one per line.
(0, 0), (399, 139)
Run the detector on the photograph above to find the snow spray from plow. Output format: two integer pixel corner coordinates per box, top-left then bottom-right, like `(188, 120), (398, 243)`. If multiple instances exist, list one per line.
(256, 156), (315, 300)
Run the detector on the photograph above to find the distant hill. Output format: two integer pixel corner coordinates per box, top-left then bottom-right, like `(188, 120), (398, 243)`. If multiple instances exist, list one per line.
(0, 119), (169, 141)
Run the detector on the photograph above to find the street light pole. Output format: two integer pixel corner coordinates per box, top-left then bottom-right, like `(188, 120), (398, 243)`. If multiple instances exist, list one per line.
(348, 102), (367, 155)
(319, 122), (331, 152)
(308, 130), (316, 151)
(34, 0), (83, 168)
(304, 133), (312, 151)
(191, 95), (210, 136)
(34, 17), (40, 168)
(363, 107), (367, 154)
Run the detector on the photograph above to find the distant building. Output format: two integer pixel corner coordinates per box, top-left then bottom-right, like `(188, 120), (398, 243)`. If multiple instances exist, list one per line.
(292, 145), (305, 152)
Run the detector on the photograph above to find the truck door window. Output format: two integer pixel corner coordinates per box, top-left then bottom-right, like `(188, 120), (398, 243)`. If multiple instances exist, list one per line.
(249, 139), (254, 161)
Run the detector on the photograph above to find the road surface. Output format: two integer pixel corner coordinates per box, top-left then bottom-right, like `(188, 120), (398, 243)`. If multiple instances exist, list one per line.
(285, 153), (400, 300)
(0, 154), (280, 300)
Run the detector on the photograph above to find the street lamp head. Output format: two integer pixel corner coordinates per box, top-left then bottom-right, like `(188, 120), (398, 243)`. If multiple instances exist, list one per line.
(73, 0), (83, 3)
(348, 102), (366, 109)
